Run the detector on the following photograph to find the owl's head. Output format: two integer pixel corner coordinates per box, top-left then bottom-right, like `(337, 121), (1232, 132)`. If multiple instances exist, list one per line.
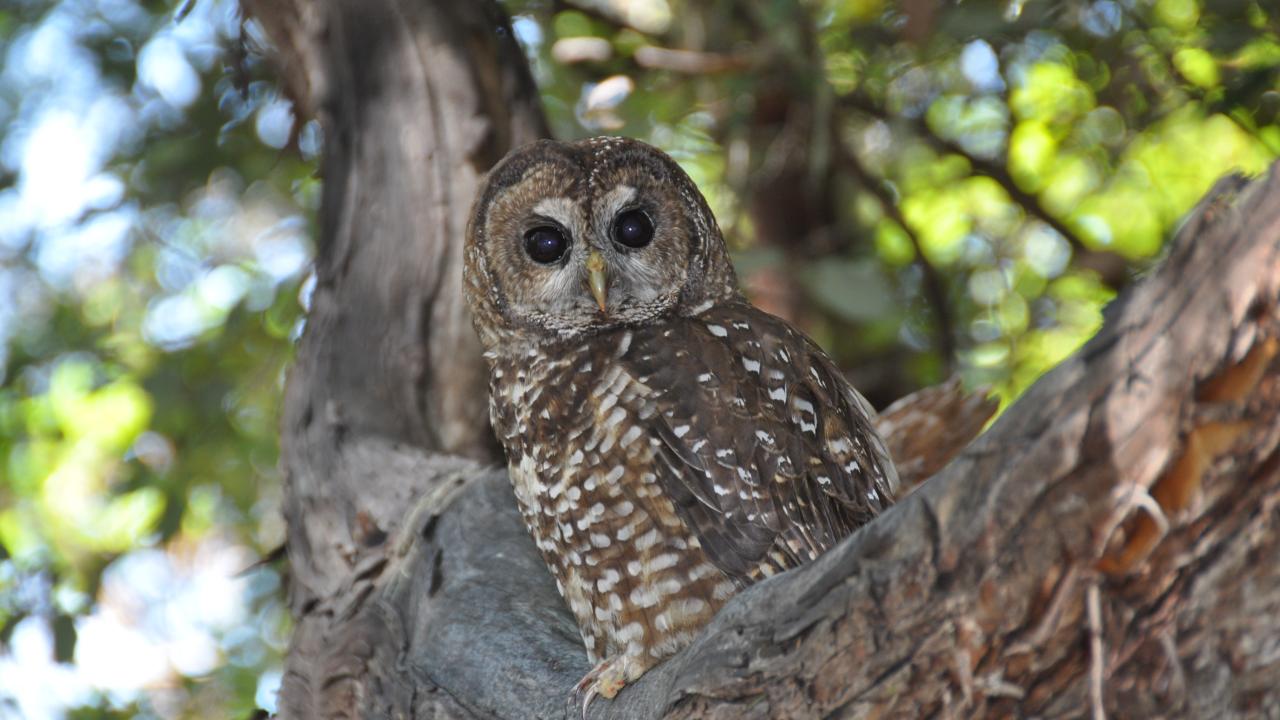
(464, 137), (739, 351)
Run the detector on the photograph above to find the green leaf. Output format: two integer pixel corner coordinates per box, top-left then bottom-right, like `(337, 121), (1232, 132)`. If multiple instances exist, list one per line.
(1008, 120), (1057, 192)
(1154, 0), (1200, 31)
(1173, 48), (1220, 89)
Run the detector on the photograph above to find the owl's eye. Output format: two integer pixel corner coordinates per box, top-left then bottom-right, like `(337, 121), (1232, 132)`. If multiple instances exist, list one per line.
(612, 209), (654, 249)
(524, 226), (569, 264)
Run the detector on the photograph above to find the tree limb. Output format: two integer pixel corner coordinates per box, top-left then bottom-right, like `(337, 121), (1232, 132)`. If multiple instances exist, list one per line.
(277, 164), (1279, 720)
(248, 1), (1280, 717)
(840, 93), (1132, 290)
(831, 128), (958, 370)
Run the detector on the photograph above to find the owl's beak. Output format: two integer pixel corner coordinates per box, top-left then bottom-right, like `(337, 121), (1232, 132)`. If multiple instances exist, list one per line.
(586, 251), (608, 312)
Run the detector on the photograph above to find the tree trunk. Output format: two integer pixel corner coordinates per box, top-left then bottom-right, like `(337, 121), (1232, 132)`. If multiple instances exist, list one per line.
(245, 1), (1280, 717)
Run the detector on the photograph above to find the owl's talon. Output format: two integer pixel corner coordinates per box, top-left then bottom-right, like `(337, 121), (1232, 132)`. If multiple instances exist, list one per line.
(571, 657), (628, 718)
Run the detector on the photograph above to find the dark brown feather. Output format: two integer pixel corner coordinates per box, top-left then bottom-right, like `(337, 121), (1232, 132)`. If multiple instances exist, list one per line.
(619, 301), (897, 583)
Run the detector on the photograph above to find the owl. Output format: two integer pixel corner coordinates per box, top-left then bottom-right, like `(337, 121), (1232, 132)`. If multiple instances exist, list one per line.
(463, 137), (898, 710)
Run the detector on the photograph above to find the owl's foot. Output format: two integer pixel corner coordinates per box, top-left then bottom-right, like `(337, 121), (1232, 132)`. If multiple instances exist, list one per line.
(570, 656), (630, 719)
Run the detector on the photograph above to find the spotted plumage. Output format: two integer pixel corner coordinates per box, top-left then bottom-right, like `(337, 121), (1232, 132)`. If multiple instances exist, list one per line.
(464, 137), (898, 705)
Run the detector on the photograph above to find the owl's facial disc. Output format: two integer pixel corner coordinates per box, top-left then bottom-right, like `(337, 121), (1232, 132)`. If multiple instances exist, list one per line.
(483, 179), (688, 336)
(466, 137), (741, 348)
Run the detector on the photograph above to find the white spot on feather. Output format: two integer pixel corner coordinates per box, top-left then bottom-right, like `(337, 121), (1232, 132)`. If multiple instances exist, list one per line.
(597, 568), (621, 592)
(688, 563), (718, 581)
(635, 528), (662, 550)
(650, 553), (679, 571)
(618, 622), (645, 643)
(630, 585), (660, 608)
(828, 437), (853, 455)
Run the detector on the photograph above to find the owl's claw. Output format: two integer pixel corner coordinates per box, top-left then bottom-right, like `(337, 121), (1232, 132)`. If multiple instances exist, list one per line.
(569, 657), (627, 719)
(578, 684), (599, 720)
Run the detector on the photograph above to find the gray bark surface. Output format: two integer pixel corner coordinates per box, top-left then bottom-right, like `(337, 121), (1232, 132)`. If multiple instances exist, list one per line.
(245, 1), (1280, 717)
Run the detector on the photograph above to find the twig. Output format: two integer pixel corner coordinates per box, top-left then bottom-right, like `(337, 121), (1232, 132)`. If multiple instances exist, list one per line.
(1096, 482), (1170, 562)
(633, 46), (750, 74)
(1086, 582), (1107, 720)
(1007, 564), (1081, 655)
(1158, 629), (1187, 700)
(839, 93), (1130, 290)
(548, 0), (749, 74)
(553, 0), (648, 34)
(832, 128), (957, 369)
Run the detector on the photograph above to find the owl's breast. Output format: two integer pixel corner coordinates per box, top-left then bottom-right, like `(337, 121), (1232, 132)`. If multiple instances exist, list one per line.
(489, 343), (609, 545)
(487, 338), (732, 663)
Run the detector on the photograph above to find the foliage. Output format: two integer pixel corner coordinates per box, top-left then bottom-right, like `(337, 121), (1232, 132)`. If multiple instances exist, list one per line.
(0, 0), (306, 717)
(509, 0), (1278, 406)
(0, 0), (1276, 718)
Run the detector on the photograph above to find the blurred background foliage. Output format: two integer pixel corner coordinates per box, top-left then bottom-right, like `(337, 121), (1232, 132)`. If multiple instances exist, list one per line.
(0, 0), (1276, 717)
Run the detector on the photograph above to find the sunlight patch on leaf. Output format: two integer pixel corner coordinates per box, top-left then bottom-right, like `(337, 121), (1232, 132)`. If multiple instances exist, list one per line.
(902, 192), (971, 265)
(1008, 120), (1056, 192)
(1173, 48), (1220, 89)
(1009, 62), (1094, 127)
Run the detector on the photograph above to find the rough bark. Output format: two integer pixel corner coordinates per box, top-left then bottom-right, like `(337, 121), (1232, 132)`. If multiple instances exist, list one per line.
(247, 1), (1280, 718)
(245, 0), (547, 467)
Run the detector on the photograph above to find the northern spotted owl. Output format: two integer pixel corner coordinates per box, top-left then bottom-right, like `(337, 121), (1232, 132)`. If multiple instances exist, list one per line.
(463, 137), (898, 708)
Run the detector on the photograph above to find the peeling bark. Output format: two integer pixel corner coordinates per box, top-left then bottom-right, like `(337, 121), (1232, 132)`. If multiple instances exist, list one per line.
(247, 1), (1280, 718)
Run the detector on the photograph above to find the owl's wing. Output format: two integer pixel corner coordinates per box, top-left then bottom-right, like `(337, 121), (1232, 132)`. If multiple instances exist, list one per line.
(621, 302), (898, 584)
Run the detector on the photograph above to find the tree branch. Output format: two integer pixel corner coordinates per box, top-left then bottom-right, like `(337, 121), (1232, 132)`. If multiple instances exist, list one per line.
(250, 0), (1280, 717)
(241, 0), (549, 713)
(281, 145), (1279, 718)
(840, 93), (1132, 290)
(832, 127), (958, 370)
